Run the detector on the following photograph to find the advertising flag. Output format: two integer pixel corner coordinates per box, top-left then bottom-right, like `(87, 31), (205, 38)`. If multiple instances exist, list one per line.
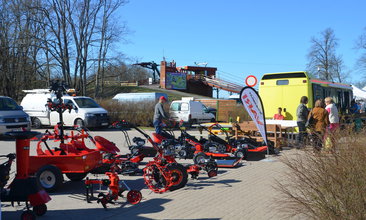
(240, 86), (268, 146)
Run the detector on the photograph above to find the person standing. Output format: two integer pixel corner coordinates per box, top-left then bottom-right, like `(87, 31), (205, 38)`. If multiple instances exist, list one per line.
(324, 97), (340, 132)
(296, 96), (309, 148)
(309, 99), (330, 151)
(153, 96), (168, 134)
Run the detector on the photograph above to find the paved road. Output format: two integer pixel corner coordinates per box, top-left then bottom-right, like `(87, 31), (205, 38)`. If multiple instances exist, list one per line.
(1, 128), (299, 220)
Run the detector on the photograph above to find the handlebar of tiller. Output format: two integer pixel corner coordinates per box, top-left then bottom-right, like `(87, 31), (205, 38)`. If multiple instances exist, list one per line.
(112, 121), (163, 154)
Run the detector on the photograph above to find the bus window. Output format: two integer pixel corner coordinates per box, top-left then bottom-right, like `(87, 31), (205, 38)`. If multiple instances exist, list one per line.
(312, 84), (323, 105)
(337, 91), (343, 112)
(276, 80), (289, 85)
(344, 91), (350, 109)
(262, 72), (307, 79)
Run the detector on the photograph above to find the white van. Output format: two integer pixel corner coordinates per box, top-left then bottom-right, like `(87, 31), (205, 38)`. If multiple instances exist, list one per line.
(169, 97), (215, 124)
(0, 96), (31, 134)
(21, 89), (109, 128)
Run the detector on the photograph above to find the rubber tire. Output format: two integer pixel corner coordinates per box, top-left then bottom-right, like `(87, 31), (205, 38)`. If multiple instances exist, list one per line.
(74, 118), (84, 127)
(21, 210), (36, 220)
(166, 163), (188, 191)
(32, 117), (42, 129)
(36, 165), (64, 192)
(65, 173), (87, 181)
(193, 152), (209, 165)
(33, 204), (47, 216)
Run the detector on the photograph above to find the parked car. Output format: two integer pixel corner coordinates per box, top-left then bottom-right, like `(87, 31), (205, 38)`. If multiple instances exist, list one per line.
(21, 89), (109, 128)
(169, 97), (215, 125)
(0, 96), (31, 135)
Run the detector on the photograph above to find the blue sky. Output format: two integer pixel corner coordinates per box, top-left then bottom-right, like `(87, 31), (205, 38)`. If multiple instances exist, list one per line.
(116, 0), (366, 94)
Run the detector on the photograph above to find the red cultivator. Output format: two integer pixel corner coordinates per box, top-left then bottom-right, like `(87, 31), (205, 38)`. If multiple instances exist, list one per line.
(113, 121), (217, 194)
(152, 123), (243, 168)
(2, 131), (51, 220)
(85, 163), (142, 209)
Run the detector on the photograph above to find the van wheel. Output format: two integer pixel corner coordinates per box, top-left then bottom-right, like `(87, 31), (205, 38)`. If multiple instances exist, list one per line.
(32, 117), (42, 129)
(75, 119), (84, 127)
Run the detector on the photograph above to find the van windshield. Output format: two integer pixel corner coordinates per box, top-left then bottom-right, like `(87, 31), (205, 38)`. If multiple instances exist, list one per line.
(73, 98), (100, 108)
(0, 97), (22, 111)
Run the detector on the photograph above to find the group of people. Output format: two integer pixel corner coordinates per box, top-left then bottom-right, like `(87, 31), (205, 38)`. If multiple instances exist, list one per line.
(155, 94), (341, 151)
(296, 96), (339, 150)
(350, 99), (366, 114)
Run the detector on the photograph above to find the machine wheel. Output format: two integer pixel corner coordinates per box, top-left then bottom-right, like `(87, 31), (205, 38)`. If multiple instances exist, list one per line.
(65, 173), (87, 181)
(21, 210), (36, 220)
(33, 204), (47, 216)
(74, 118), (84, 127)
(32, 117), (42, 129)
(235, 149), (248, 160)
(127, 190), (142, 205)
(193, 152), (209, 165)
(166, 163), (188, 191)
(36, 165), (64, 192)
(143, 163), (172, 193)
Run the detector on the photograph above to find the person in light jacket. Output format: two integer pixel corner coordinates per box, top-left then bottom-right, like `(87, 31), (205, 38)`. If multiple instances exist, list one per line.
(296, 96), (309, 148)
(324, 97), (340, 132)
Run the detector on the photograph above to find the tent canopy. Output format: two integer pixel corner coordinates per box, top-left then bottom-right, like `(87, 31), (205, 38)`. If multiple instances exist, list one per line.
(352, 85), (366, 100)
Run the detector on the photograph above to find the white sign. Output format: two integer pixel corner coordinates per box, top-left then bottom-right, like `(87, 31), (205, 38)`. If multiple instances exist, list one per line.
(245, 75), (257, 87)
(240, 86), (267, 146)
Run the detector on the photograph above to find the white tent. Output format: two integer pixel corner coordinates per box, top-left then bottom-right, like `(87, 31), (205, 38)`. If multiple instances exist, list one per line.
(352, 85), (366, 100)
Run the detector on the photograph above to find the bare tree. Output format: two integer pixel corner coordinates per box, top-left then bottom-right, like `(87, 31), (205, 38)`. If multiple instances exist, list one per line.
(0, 0), (128, 98)
(307, 28), (347, 82)
(0, 0), (45, 99)
(355, 27), (366, 72)
(94, 0), (126, 97)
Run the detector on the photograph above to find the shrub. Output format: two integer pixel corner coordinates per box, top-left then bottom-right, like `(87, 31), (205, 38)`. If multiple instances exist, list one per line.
(276, 127), (366, 219)
(98, 99), (159, 126)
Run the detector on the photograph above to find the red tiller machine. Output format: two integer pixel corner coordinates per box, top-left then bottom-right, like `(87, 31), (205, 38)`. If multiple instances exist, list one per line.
(152, 126), (243, 168)
(25, 81), (104, 192)
(3, 131), (51, 220)
(113, 121), (218, 194)
(85, 162), (142, 210)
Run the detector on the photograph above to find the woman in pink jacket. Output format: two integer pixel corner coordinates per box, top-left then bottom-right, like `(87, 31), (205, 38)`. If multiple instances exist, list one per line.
(324, 97), (340, 132)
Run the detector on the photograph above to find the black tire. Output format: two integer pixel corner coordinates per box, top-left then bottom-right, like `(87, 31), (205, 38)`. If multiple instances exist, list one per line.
(74, 118), (84, 127)
(36, 165), (64, 192)
(193, 152), (209, 165)
(166, 163), (188, 191)
(65, 173), (87, 181)
(210, 118), (215, 122)
(32, 117), (42, 129)
(21, 210), (36, 220)
(33, 204), (47, 216)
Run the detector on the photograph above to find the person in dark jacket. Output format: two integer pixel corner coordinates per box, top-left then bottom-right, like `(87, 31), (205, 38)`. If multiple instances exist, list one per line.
(296, 96), (309, 148)
(153, 96), (168, 134)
